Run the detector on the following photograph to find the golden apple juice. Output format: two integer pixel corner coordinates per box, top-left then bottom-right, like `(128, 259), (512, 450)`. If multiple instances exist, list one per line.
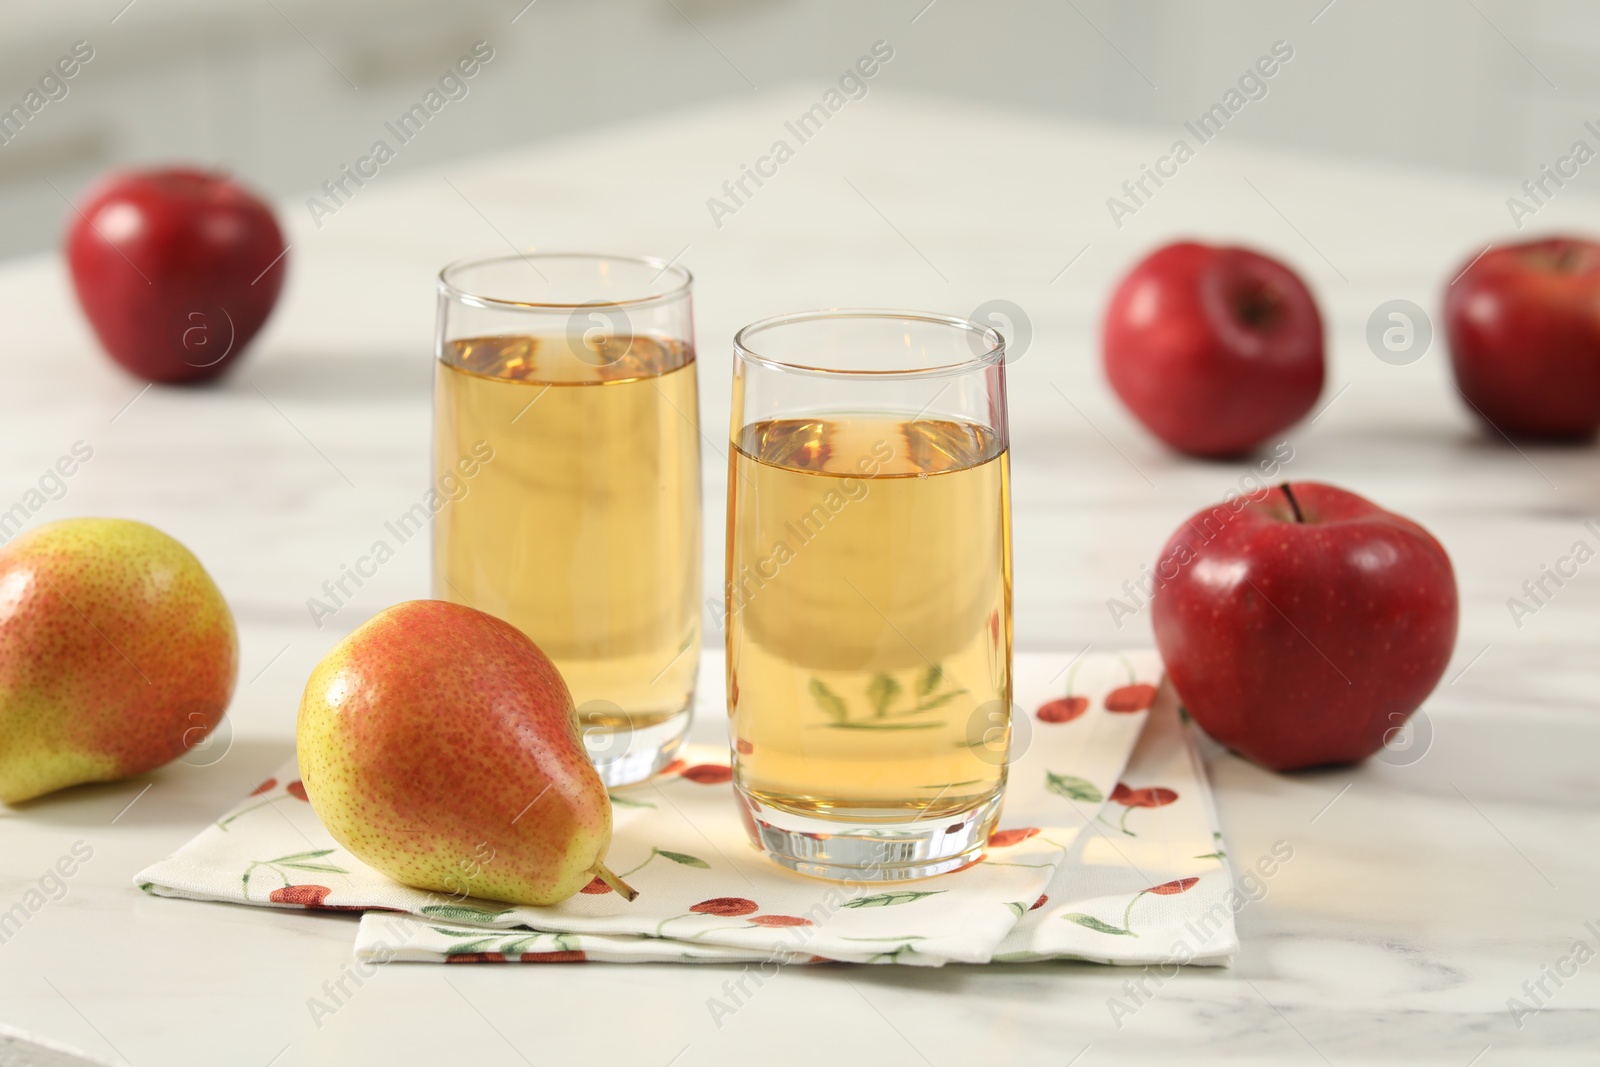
(433, 334), (701, 738)
(726, 413), (1012, 821)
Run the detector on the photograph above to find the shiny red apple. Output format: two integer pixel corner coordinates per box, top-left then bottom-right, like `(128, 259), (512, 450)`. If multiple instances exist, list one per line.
(66, 167), (287, 384)
(1151, 481), (1457, 771)
(1103, 241), (1324, 457)
(1443, 237), (1600, 440)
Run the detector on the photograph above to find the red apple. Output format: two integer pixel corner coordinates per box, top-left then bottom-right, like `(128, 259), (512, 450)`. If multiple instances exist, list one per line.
(1151, 482), (1457, 771)
(1102, 242), (1324, 457)
(66, 167), (287, 384)
(1443, 237), (1600, 440)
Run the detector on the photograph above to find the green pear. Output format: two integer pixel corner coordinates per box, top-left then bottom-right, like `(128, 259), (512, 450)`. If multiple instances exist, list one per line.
(0, 518), (238, 803)
(296, 600), (634, 906)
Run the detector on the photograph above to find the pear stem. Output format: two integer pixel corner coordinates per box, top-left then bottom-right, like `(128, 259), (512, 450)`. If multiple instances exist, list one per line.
(591, 861), (639, 901)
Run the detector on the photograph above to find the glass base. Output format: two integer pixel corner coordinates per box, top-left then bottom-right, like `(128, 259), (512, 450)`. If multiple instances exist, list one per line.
(734, 787), (1004, 882)
(584, 706), (692, 788)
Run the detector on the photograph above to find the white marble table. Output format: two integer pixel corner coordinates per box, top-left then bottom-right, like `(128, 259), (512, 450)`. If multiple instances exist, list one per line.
(1, 89), (1596, 1065)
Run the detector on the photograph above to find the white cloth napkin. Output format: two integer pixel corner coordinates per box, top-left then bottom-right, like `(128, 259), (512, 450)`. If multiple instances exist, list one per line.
(136, 652), (1236, 967)
(992, 689), (1238, 965)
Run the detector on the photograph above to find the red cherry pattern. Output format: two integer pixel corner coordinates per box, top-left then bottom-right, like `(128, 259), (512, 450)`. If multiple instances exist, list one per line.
(1037, 696), (1088, 724)
(1065, 874), (1201, 938)
(267, 884), (366, 911)
(269, 884), (331, 907)
(580, 876), (613, 894)
(1105, 684), (1158, 713)
(1110, 783), (1178, 808)
(736, 738), (754, 755)
(1105, 782), (1180, 836)
(987, 827), (1041, 848)
(1030, 894), (1048, 911)
(444, 946), (588, 963)
(681, 898), (817, 927)
(1148, 877), (1199, 895)
(659, 759), (687, 776)
(690, 897), (759, 917)
(217, 779), (308, 830)
(681, 764), (732, 784)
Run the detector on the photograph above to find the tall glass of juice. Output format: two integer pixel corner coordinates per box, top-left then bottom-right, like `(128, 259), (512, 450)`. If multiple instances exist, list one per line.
(435, 252), (700, 786)
(726, 309), (1012, 880)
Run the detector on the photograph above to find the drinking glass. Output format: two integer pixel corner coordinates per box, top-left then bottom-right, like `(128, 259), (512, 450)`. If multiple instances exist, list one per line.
(726, 309), (1013, 880)
(434, 252), (701, 786)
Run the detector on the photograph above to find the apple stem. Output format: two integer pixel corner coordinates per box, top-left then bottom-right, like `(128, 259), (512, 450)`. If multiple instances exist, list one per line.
(591, 861), (639, 901)
(1279, 482), (1305, 524)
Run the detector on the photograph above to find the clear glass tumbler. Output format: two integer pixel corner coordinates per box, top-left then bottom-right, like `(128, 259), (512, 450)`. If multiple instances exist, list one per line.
(726, 309), (1013, 880)
(434, 252), (701, 786)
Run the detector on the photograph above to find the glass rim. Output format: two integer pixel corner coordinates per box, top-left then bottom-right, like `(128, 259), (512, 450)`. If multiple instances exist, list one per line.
(733, 308), (1006, 379)
(437, 250), (694, 311)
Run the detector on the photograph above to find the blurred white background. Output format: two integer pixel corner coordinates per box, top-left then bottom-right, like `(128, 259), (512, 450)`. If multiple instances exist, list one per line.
(0, 0), (1595, 258)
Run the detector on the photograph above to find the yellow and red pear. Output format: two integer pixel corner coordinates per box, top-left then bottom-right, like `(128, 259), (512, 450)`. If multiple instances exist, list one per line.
(296, 600), (633, 906)
(0, 518), (237, 803)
